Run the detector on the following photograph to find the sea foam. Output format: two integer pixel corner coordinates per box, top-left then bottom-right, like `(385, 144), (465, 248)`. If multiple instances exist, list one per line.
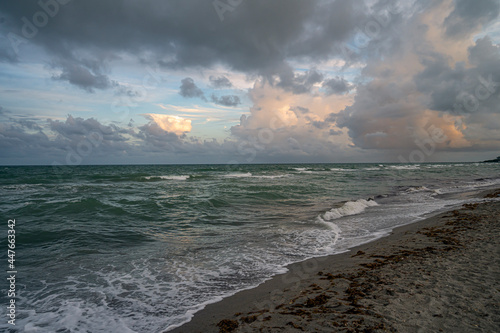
(320, 199), (379, 221)
(222, 172), (252, 178)
(144, 175), (190, 181)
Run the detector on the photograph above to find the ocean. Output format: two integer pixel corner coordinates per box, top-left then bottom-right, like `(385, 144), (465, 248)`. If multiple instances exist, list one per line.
(0, 163), (498, 332)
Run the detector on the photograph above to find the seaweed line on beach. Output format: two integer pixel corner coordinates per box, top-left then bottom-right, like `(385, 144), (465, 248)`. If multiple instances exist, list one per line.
(213, 193), (500, 332)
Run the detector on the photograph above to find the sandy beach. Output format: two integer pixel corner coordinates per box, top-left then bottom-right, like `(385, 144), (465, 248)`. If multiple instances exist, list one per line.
(169, 189), (500, 333)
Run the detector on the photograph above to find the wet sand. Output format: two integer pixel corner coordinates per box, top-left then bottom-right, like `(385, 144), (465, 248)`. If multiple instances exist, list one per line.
(169, 189), (500, 332)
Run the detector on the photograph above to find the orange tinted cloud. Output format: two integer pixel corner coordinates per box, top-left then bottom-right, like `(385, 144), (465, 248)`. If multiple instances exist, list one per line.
(143, 114), (192, 135)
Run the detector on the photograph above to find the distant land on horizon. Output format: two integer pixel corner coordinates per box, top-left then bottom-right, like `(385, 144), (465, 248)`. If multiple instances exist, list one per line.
(482, 156), (500, 163)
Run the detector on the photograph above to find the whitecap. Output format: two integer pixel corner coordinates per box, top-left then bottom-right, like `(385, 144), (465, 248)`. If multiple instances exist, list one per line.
(389, 165), (420, 170)
(319, 199), (378, 222)
(144, 175), (190, 181)
(222, 172), (252, 178)
(252, 174), (290, 179)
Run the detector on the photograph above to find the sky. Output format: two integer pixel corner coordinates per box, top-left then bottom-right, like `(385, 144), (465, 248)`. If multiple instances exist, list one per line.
(0, 0), (499, 165)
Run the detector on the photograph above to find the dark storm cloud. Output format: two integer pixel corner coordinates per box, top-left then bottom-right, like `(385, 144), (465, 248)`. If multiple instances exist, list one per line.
(0, 114), (244, 164)
(17, 119), (42, 130)
(284, 0), (366, 61)
(311, 120), (329, 129)
(0, 116), (124, 163)
(413, 36), (500, 148)
(48, 115), (130, 143)
(322, 76), (353, 95)
(0, 115), (187, 163)
(0, 107), (44, 130)
(444, 0), (500, 38)
(338, 32), (500, 152)
(136, 122), (183, 152)
(209, 75), (233, 88)
(468, 35), (500, 66)
(323, 1), (500, 152)
(0, 122), (56, 158)
(52, 60), (117, 92)
(413, 54), (464, 112)
(1, 0), (499, 164)
(179, 77), (206, 100)
(331, 0), (406, 67)
(415, 37), (500, 115)
(276, 68), (324, 94)
(335, 79), (425, 150)
(211, 94), (241, 107)
(0, 0), (366, 75)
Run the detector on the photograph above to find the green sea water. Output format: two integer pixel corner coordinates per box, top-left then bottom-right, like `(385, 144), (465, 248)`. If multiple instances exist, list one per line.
(0, 163), (498, 332)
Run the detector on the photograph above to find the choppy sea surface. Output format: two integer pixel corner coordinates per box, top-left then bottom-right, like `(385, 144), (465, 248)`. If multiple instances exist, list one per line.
(0, 163), (499, 332)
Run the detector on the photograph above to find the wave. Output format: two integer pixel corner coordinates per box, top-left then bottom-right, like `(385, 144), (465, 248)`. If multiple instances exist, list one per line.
(222, 172), (253, 178)
(143, 172), (291, 180)
(292, 167), (314, 173)
(293, 167), (334, 174)
(251, 174), (291, 179)
(143, 175), (190, 181)
(388, 165), (421, 170)
(318, 198), (379, 222)
(330, 168), (357, 172)
(422, 164), (448, 169)
(420, 164), (466, 169)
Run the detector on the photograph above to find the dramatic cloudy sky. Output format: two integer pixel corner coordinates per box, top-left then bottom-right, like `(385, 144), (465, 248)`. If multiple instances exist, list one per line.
(1, 0), (499, 165)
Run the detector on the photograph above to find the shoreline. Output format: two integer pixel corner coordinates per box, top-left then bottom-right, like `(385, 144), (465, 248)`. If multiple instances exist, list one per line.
(169, 188), (500, 332)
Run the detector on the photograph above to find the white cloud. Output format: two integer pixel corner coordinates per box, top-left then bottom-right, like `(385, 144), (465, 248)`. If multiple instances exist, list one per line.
(142, 113), (192, 135)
